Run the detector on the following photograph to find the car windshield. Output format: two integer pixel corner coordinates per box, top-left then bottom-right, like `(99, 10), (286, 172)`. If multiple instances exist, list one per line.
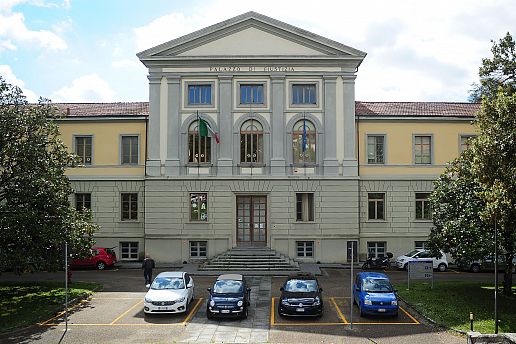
(150, 277), (185, 290)
(362, 278), (393, 293)
(284, 279), (318, 292)
(213, 280), (243, 294)
(405, 250), (421, 257)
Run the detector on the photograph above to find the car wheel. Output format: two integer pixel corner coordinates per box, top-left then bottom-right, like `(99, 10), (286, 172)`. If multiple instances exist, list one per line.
(403, 263), (408, 271)
(206, 308), (213, 320)
(353, 297), (357, 305)
(438, 263), (447, 272)
(470, 264), (480, 273)
(359, 305), (365, 317)
(96, 261), (106, 270)
(242, 307), (248, 319)
(278, 308), (285, 318)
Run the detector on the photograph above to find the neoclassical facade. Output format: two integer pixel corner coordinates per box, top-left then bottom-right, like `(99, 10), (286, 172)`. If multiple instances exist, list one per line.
(59, 12), (479, 263)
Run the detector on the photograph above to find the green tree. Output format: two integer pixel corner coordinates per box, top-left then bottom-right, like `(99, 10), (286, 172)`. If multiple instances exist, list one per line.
(0, 76), (98, 272)
(469, 32), (516, 102)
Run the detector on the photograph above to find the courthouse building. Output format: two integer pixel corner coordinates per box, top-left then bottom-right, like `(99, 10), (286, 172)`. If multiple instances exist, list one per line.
(57, 12), (479, 263)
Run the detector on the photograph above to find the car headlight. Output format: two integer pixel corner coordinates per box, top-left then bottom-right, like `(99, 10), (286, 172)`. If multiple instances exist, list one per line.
(391, 300), (398, 306)
(144, 297), (152, 303)
(364, 299), (372, 305)
(176, 296), (186, 303)
(313, 297), (321, 306)
(210, 300), (215, 307)
(281, 299), (289, 306)
(237, 300), (243, 307)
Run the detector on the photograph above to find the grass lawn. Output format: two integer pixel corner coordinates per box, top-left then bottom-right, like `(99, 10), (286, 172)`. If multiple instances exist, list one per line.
(395, 281), (516, 334)
(0, 281), (101, 333)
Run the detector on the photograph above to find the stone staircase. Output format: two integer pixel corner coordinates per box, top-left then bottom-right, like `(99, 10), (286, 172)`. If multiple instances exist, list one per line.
(198, 246), (300, 271)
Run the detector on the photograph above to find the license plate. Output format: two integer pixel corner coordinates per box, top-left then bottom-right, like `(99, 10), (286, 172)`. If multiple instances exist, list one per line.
(221, 309), (230, 313)
(378, 308), (386, 312)
(158, 306), (169, 310)
(296, 308), (305, 312)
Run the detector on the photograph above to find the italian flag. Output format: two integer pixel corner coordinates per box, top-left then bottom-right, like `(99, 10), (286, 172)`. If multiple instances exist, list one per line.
(199, 117), (220, 144)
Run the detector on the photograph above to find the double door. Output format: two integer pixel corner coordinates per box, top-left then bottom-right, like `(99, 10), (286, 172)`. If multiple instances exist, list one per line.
(236, 196), (267, 246)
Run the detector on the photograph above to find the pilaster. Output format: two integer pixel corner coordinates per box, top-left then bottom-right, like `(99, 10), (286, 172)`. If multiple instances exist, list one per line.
(165, 74), (181, 176)
(271, 74), (286, 175)
(147, 74), (162, 176)
(342, 75), (358, 177)
(323, 75), (339, 176)
(217, 75), (233, 175)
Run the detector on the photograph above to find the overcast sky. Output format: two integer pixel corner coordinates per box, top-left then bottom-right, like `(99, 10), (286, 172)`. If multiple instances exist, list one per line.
(1, 0), (514, 103)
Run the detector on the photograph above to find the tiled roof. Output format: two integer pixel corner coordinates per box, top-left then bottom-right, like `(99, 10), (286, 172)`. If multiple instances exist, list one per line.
(355, 102), (480, 118)
(55, 102), (149, 117)
(54, 101), (480, 118)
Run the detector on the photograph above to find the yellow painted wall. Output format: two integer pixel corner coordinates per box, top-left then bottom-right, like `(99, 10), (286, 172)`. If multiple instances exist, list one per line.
(358, 120), (477, 176)
(58, 120), (146, 176)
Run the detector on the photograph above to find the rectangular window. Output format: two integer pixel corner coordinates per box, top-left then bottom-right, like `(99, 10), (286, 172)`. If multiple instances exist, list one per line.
(188, 84), (212, 105)
(240, 84), (264, 104)
(296, 193), (314, 221)
(460, 135), (476, 152)
(120, 242), (139, 260)
(75, 136), (92, 165)
(190, 241), (207, 258)
(367, 135), (385, 164)
(367, 241), (386, 258)
(292, 84), (316, 105)
(415, 192), (432, 220)
(121, 193), (138, 221)
(75, 193), (91, 212)
(414, 135), (432, 164)
(121, 136), (139, 165)
(415, 241), (428, 250)
(190, 193), (208, 221)
(368, 193), (385, 220)
(296, 241), (314, 257)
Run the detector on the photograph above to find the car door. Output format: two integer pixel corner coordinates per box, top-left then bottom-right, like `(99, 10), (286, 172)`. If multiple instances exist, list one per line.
(184, 273), (194, 302)
(353, 275), (360, 304)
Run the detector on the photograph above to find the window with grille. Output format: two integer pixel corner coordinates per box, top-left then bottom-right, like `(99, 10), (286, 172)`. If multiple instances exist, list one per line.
(188, 84), (212, 105)
(190, 241), (207, 257)
(121, 136), (138, 165)
(460, 135), (477, 152)
(75, 136), (92, 165)
(368, 193), (385, 220)
(367, 241), (386, 258)
(188, 121), (211, 163)
(190, 193), (208, 221)
(121, 193), (138, 221)
(240, 84), (264, 104)
(75, 193), (91, 212)
(292, 84), (316, 104)
(367, 135), (385, 164)
(414, 135), (432, 164)
(120, 242), (138, 260)
(296, 193), (314, 222)
(292, 119), (316, 164)
(296, 241), (314, 257)
(415, 192), (432, 220)
(240, 119), (263, 164)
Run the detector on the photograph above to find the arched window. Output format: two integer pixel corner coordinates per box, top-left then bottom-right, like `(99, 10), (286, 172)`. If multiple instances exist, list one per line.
(240, 119), (263, 164)
(188, 120), (211, 163)
(292, 119), (316, 164)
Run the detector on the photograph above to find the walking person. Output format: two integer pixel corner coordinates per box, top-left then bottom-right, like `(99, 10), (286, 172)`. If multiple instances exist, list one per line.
(142, 254), (155, 287)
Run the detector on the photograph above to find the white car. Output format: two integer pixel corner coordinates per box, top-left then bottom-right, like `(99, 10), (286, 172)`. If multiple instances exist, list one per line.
(143, 271), (195, 314)
(395, 249), (448, 272)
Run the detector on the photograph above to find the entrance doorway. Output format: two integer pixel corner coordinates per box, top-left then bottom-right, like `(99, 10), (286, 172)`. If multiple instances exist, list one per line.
(236, 195), (267, 246)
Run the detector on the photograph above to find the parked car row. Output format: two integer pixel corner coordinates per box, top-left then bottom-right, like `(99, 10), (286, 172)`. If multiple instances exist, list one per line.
(457, 255), (516, 273)
(143, 272), (400, 319)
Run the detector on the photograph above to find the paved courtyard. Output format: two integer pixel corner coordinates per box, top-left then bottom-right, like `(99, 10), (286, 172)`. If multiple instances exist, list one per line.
(0, 268), (472, 343)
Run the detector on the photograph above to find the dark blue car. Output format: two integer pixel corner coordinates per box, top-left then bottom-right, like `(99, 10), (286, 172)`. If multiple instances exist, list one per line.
(206, 274), (251, 319)
(353, 272), (398, 317)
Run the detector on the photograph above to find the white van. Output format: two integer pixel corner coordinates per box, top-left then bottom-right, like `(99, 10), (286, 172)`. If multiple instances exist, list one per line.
(395, 249), (448, 272)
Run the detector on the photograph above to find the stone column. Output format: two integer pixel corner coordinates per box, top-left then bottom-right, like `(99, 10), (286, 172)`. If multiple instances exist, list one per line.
(217, 75), (233, 175)
(165, 74), (180, 176)
(270, 74), (286, 175)
(323, 76), (339, 176)
(342, 75), (358, 177)
(147, 74), (161, 176)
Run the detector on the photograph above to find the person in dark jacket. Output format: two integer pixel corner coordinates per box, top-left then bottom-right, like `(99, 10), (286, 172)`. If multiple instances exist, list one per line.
(142, 254), (155, 286)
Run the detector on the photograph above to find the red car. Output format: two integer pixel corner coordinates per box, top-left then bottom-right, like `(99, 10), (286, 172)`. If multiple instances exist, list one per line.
(70, 247), (117, 270)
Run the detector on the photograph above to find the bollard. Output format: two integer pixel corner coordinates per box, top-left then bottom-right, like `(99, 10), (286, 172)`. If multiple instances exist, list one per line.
(470, 312), (473, 331)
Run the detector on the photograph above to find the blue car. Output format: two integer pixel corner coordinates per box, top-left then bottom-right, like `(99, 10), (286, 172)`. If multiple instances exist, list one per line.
(353, 272), (398, 317)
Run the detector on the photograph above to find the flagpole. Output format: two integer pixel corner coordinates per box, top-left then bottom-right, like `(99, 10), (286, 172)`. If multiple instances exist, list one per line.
(197, 110), (200, 178)
(303, 112), (307, 178)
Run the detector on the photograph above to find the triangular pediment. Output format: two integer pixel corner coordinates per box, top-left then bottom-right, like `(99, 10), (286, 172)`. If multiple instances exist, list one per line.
(137, 12), (366, 61)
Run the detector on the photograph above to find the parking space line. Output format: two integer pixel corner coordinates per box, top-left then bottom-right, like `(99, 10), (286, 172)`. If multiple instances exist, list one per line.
(42, 323), (188, 326)
(330, 297), (348, 324)
(400, 306), (420, 324)
(270, 297), (276, 325)
(181, 298), (203, 325)
(270, 297), (346, 326)
(38, 299), (90, 326)
(109, 300), (143, 325)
